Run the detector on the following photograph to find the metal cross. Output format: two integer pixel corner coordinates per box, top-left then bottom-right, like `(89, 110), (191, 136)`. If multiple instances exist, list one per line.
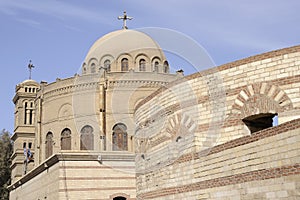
(28, 60), (35, 79)
(118, 11), (133, 29)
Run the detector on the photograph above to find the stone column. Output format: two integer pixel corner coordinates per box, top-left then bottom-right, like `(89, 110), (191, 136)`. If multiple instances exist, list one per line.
(26, 110), (30, 125)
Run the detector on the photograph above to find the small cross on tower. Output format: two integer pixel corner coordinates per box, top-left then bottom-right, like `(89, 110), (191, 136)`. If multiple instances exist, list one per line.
(28, 60), (35, 79)
(118, 11), (133, 29)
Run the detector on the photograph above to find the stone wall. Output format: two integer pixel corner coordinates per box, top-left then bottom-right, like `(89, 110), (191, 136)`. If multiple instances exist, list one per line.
(137, 119), (300, 199)
(135, 45), (300, 199)
(10, 162), (60, 200)
(9, 152), (136, 200)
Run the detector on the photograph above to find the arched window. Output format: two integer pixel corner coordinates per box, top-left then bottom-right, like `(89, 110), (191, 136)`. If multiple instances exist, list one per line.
(121, 58), (129, 71)
(91, 63), (96, 73)
(24, 101), (34, 125)
(104, 59), (111, 72)
(112, 123), (128, 151)
(80, 125), (94, 150)
(139, 59), (146, 72)
(45, 132), (53, 159)
(154, 61), (159, 72)
(163, 61), (169, 73)
(61, 128), (71, 150)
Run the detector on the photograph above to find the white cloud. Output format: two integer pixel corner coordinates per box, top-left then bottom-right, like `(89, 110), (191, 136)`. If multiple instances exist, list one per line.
(0, 0), (113, 25)
(0, 0), (298, 52)
(15, 18), (40, 26)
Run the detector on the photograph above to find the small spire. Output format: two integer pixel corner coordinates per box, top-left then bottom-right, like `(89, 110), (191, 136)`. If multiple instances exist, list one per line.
(118, 11), (133, 29)
(28, 60), (35, 79)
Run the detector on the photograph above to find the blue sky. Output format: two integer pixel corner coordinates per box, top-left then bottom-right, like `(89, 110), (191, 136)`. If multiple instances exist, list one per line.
(0, 0), (299, 133)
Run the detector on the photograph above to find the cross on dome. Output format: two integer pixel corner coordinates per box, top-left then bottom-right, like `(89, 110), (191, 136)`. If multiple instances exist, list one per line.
(28, 60), (35, 79)
(118, 11), (133, 29)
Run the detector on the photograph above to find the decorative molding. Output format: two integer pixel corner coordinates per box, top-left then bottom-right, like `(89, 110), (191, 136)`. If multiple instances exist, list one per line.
(43, 82), (99, 99)
(58, 103), (73, 120)
(108, 80), (168, 88)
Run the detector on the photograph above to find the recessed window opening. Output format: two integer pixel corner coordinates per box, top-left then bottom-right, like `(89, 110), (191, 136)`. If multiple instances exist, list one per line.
(163, 61), (169, 73)
(113, 197), (126, 200)
(242, 113), (278, 134)
(121, 58), (129, 71)
(61, 128), (71, 150)
(104, 59), (111, 72)
(91, 63), (96, 73)
(45, 132), (53, 158)
(154, 61), (159, 72)
(112, 123), (128, 151)
(80, 125), (94, 150)
(139, 59), (146, 71)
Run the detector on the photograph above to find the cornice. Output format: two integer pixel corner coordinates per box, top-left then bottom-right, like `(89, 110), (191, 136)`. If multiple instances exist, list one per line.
(42, 82), (100, 100)
(107, 80), (169, 88)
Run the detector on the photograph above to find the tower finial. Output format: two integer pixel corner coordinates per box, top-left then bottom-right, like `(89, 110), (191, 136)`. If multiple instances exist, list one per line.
(28, 60), (35, 79)
(118, 11), (133, 29)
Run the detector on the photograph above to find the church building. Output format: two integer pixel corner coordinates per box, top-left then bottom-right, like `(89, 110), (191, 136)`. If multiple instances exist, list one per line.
(8, 13), (300, 200)
(9, 13), (181, 199)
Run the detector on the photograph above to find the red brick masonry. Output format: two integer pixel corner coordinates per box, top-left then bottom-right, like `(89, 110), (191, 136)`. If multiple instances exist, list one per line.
(138, 118), (300, 199)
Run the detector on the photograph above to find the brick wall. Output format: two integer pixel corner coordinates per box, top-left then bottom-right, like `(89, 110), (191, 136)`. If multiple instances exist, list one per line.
(135, 45), (300, 199)
(137, 119), (300, 199)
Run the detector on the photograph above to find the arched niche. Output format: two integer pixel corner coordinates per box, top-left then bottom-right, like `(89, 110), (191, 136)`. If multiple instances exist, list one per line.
(112, 123), (128, 151)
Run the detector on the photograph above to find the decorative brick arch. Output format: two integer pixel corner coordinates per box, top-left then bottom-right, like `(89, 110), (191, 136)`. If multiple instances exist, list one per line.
(232, 83), (293, 119)
(165, 112), (197, 141)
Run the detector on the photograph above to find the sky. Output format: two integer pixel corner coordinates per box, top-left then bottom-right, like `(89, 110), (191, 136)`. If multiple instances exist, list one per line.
(0, 0), (299, 133)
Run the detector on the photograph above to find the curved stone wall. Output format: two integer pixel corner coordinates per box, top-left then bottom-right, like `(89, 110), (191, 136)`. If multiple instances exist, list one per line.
(135, 45), (300, 199)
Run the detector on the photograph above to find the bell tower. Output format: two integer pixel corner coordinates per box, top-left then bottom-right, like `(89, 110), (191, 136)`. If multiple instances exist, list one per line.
(11, 79), (39, 183)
